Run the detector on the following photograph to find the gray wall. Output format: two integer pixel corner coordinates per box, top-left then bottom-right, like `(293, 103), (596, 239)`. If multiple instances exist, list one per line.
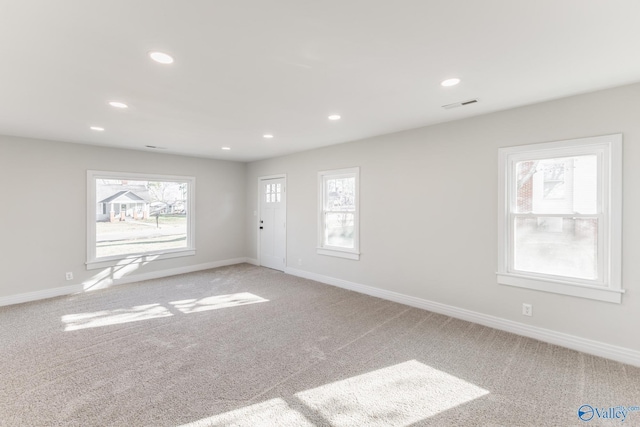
(246, 82), (640, 352)
(0, 136), (246, 298)
(2, 83), (638, 354)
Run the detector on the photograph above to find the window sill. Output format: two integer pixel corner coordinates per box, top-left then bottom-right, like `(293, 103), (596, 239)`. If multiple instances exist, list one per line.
(87, 249), (195, 270)
(317, 247), (360, 260)
(497, 272), (623, 303)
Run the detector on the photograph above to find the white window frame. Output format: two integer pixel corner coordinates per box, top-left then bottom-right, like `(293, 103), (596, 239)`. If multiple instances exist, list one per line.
(497, 134), (622, 303)
(87, 170), (196, 270)
(317, 167), (360, 260)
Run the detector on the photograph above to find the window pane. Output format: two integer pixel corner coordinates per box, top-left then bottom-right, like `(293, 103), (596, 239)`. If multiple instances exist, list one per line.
(96, 179), (188, 258)
(543, 162), (565, 199)
(325, 212), (355, 248)
(513, 217), (597, 280)
(325, 177), (355, 211)
(515, 155), (598, 214)
(265, 182), (282, 204)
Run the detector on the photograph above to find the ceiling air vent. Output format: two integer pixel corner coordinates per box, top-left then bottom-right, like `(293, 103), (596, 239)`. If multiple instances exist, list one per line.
(442, 98), (479, 110)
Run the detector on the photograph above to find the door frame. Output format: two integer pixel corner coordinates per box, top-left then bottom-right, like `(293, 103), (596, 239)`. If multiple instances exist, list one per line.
(257, 174), (287, 269)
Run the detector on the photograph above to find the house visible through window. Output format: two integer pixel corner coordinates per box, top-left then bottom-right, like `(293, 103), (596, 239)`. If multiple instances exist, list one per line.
(87, 171), (195, 269)
(317, 167), (360, 260)
(497, 134), (622, 303)
(514, 155), (597, 279)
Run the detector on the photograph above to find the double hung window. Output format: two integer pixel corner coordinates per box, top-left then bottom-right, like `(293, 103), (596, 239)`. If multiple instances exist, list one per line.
(497, 135), (622, 303)
(317, 167), (360, 260)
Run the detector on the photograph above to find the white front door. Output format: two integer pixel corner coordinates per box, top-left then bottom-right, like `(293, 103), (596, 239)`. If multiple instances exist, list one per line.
(259, 177), (286, 271)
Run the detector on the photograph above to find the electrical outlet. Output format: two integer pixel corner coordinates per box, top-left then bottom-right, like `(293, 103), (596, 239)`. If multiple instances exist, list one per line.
(522, 303), (533, 317)
(298, 258), (302, 266)
(65, 272), (73, 281)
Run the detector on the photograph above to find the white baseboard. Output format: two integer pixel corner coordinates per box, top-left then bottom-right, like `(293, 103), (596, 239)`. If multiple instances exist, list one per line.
(284, 267), (640, 368)
(0, 284), (84, 308)
(246, 258), (259, 266)
(0, 257), (250, 308)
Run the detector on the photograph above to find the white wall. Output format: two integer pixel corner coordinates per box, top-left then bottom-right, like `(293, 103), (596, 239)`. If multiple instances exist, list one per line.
(0, 136), (246, 300)
(246, 82), (640, 353)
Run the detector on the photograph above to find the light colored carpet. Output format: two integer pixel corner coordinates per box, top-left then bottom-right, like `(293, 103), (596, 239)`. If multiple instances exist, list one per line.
(0, 264), (638, 426)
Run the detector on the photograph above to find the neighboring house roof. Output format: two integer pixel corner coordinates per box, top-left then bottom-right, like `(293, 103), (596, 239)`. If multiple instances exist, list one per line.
(97, 184), (152, 204)
(99, 190), (146, 204)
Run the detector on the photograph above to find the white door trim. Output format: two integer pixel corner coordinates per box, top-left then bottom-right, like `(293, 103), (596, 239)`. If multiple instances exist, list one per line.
(258, 174), (287, 270)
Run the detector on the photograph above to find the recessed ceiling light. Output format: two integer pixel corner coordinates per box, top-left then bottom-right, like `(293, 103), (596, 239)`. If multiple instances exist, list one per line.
(263, 134), (274, 139)
(90, 126), (105, 131)
(441, 78), (461, 87)
(221, 147), (231, 151)
(149, 51), (174, 65)
(108, 101), (128, 109)
(328, 114), (341, 121)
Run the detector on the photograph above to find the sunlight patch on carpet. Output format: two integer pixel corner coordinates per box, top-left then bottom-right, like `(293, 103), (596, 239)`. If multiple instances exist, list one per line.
(177, 398), (314, 427)
(61, 304), (173, 331)
(170, 292), (269, 314)
(61, 293), (268, 331)
(295, 359), (489, 426)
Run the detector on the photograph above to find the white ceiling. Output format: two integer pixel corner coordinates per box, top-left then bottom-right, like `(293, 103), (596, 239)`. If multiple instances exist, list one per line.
(1, 1), (640, 162)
